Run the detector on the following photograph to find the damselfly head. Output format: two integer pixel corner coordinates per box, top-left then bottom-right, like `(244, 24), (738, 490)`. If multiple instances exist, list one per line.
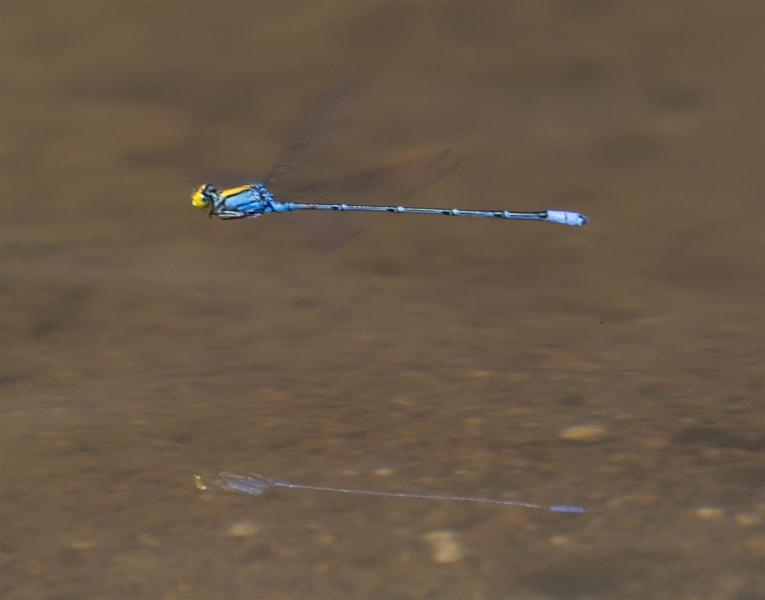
(192, 184), (219, 209)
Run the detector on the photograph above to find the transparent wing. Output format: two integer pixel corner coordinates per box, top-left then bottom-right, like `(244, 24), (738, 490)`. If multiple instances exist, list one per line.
(285, 149), (461, 250)
(217, 472), (272, 496)
(264, 83), (361, 185)
(303, 148), (461, 202)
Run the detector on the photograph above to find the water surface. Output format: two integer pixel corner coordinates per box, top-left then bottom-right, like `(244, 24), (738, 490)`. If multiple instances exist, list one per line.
(2, 2), (763, 598)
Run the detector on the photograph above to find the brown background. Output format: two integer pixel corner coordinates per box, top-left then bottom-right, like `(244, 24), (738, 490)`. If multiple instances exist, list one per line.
(1, 1), (763, 599)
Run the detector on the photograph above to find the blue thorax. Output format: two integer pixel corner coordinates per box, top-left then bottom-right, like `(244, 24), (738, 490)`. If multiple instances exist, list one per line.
(219, 183), (279, 217)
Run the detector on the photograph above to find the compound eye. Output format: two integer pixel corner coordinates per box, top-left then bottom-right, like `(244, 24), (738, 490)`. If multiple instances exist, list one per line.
(192, 184), (212, 208)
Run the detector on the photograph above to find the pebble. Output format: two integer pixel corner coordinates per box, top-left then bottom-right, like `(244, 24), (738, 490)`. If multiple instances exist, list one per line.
(69, 540), (93, 551)
(558, 424), (608, 443)
(693, 507), (725, 522)
(316, 532), (336, 546)
(464, 417), (484, 435)
(642, 436), (669, 450)
(549, 535), (571, 547)
(136, 533), (160, 547)
(226, 520), (260, 538)
(734, 513), (762, 527)
(372, 467), (395, 478)
(467, 370), (491, 379)
(422, 530), (465, 564)
(506, 372), (530, 383)
(746, 536), (765, 558)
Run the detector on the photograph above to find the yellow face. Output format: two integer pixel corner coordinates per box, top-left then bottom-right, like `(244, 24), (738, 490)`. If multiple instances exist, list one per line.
(192, 184), (212, 209)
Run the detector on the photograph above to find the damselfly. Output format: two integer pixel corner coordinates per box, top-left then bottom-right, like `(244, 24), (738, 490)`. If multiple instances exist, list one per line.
(191, 86), (589, 228)
(195, 472), (585, 514)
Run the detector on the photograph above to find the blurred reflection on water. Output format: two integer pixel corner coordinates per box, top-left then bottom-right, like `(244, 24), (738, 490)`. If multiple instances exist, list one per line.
(1, 1), (763, 599)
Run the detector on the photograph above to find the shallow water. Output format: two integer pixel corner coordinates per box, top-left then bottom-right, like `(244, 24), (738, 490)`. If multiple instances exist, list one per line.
(1, 1), (763, 599)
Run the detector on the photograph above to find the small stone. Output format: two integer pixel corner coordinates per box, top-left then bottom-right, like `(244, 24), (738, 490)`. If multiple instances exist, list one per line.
(137, 533), (160, 547)
(746, 536), (765, 557)
(734, 513), (762, 527)
(694, 507), (725, 522)
(506, 372), (530, 383)
(227, 520), (260, 538)
(549, 535), (570, 547)
(642, 437), (669, 450)
(69, 540), (93, 551)
(423, 530), (465, 564)
(372, 467), (395, 478)
(558, 424), (608, 443)
(467, 370), (491, 379)
(316, 532), (336, 546)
